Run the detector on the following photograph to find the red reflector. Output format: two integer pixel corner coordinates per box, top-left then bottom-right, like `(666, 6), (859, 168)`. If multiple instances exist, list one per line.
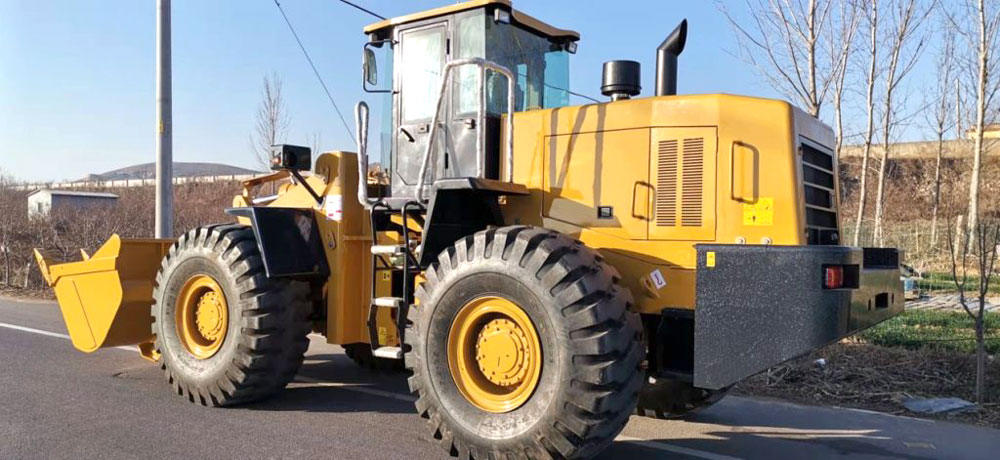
(825, 266), (844, 289)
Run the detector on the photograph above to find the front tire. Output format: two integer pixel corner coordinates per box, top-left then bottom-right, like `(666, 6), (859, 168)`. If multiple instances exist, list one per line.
(406, 226), (643, 459)
(151, 224), (311, 406)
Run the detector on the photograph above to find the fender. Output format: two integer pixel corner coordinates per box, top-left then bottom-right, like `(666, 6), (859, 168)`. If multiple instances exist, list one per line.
(225, 207), (329, 279)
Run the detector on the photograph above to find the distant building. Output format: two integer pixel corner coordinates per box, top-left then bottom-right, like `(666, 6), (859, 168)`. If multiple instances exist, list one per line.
(840, 137), (999, 159)
(965, 123), (1000, 139)
(27, 190), (118, 217)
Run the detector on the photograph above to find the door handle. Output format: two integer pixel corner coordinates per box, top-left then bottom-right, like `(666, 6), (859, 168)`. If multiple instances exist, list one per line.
(632, 181), (653, 220)
(399, 127), (415, 143)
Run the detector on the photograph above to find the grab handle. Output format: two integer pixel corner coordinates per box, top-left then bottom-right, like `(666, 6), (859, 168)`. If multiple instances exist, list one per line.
(730, 141), (759, 203)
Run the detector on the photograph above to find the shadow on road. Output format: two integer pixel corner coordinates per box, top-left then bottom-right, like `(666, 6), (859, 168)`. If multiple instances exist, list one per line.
(602, 398), (945, 460)
(244, 352), (414, 415)
(238, 351), (944, 459)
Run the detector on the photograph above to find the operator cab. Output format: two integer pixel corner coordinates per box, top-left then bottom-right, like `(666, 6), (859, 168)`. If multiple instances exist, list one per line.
(358, 0), (579, 206)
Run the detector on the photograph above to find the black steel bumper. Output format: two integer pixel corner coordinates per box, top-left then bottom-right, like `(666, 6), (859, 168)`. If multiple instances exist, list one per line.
(692, 245), (903, 390)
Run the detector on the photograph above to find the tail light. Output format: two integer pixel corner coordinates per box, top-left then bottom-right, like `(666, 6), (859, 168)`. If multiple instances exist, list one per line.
(824, 266), (844, 289)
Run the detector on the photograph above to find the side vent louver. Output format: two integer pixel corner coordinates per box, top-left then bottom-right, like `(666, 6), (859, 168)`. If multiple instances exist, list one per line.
(656, 137), (704, 227)
(681, 138), (704, 227)
(655, 140), (678, 226)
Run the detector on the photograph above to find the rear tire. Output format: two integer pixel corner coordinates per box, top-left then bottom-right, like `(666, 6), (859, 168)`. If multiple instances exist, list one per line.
(151, 224), (311, 406)
(406, 226), (643, 459)
(635, 378), (729, 419)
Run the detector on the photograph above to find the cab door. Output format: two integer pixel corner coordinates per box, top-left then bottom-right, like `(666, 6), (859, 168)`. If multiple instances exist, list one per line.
(393, 22), (449, 194)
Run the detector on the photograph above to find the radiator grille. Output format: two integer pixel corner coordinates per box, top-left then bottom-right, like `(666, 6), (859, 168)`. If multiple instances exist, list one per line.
(655, 140), (678, 226)
(681, 138), (704, 227)
(801, 142), (839, 245)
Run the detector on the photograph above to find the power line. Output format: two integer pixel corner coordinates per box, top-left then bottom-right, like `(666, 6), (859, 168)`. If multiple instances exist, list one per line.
(339, 0), (385, 20)
(273, 0), (355, 145)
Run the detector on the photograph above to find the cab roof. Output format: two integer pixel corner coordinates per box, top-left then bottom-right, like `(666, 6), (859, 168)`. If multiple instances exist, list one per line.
(363, 0), (580, 41)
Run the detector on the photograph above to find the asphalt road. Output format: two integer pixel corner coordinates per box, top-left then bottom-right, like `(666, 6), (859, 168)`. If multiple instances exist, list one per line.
(1, 297), (997, 460)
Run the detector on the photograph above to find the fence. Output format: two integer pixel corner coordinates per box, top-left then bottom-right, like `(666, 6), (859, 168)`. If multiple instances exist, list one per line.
(845, 218), (1000, 295)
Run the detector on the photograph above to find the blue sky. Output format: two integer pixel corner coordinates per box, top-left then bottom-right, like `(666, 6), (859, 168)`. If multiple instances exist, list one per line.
(0, 1), (937, 182)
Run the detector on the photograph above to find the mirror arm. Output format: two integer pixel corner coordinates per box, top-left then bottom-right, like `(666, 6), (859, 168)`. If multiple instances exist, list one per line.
(289, 169), (323, 206)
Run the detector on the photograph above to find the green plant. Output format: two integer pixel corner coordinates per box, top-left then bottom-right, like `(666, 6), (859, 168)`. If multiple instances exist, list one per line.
(861, 310), (1000, 354)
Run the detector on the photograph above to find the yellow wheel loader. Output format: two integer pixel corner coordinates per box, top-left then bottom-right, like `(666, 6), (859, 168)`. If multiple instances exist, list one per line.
(35, 1), (903, 458)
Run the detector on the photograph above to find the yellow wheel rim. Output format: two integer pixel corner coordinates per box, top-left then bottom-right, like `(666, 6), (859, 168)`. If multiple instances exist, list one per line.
(175, 274), (228, 359)
(447, 296), (542, 413)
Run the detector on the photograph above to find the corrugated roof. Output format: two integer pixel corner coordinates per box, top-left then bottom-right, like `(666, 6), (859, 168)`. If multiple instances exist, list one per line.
(27, 189), (119, 199)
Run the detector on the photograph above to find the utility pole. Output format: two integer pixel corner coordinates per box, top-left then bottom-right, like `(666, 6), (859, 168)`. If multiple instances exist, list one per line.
(155, 0), (173, 238)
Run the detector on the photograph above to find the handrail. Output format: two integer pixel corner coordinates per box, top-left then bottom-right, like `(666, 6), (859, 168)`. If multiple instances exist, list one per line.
(354, 101), (378, 208)
(416, 58), (516, 202)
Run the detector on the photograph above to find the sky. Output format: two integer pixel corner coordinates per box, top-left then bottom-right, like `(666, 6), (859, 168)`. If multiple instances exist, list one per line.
(0, 0), (940, 183)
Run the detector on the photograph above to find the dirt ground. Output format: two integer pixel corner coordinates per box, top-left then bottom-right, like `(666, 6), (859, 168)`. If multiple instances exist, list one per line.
(735, 341), (1000, 428)
(0, 287), (51, 300)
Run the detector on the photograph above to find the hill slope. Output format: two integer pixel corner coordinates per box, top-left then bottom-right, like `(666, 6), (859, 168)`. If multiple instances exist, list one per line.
(82, 162), (260, 181)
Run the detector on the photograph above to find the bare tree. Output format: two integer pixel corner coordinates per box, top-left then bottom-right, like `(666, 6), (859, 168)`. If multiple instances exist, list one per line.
(853, 0), (881, 246)
(310, 131), (323, 157)
(251, 72), (290, 169)
(0, 170), (16, 286)
(946, 218), (999, 403)
(720, 0), (837, 117)
(872, 0), (932, 247)
(927, 26), (956, 247)
(828, 0), (863, 161)
(962, 0), (1000, 233)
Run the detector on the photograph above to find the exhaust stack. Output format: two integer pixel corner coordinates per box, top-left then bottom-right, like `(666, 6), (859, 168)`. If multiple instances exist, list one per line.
(655, 19), (687, 96)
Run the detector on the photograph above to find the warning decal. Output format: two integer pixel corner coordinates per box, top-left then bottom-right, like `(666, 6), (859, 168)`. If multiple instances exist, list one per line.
(742, 197), (774, 226)
(323, 195), (343, 222)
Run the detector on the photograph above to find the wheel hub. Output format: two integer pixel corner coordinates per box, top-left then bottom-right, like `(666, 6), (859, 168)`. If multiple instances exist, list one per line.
(476, 318), (532, 387)
(175, 274), (228, 359)
(195, 291), (225, 342)
(447, 296), (542, 413)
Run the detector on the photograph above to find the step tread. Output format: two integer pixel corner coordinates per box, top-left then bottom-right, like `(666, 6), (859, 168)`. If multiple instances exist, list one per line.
(372, 347), (403, 359)
(370, 245), (406, 255)
(373, 297), (405, 308)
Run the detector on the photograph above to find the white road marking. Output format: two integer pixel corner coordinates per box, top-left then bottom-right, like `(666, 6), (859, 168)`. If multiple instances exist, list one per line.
(616, 435), (743, 460)
(291, 375), (418, 402)
(0, 322), (141, 353)
(1, 319), (744, 459)
(0, 321), (72, 340)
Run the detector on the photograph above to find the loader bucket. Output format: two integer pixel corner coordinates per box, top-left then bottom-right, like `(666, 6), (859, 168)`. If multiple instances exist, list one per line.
(34, 235), (174, 359)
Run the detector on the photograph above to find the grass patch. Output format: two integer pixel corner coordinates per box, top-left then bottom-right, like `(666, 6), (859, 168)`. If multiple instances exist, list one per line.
(916, 271), (1000, 294)
(861, 309), (1000, 354)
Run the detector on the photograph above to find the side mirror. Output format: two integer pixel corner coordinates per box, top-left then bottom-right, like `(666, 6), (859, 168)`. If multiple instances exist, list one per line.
(362, 40), (393, 93)
(269, 144), (311, 172)
(363, 48), (377, 86)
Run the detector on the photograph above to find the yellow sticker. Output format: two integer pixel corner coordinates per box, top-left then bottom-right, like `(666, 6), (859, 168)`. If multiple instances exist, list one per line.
(706, 252), (716, 268)
(742, 197), (774, 226)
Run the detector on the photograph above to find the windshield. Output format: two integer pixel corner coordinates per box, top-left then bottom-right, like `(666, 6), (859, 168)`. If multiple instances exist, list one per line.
(453, 13), (571, 116)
